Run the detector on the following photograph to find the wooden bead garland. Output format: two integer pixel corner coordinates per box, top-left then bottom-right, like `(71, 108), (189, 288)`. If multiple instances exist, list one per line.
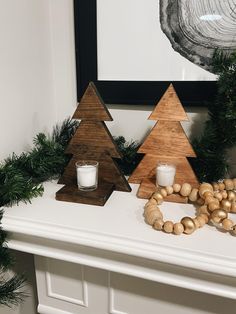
(143, 178), (236, 236)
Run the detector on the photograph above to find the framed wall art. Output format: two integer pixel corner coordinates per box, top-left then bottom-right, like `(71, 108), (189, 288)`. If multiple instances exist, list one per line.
(74, 0), (234, 106)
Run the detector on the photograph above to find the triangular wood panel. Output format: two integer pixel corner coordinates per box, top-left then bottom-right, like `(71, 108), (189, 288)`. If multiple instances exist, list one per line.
(138, 121), (196, 157)
(137, 178), (188, 203)
(65, 120), (121, 158)
(128, 154), (199, 187)
(73, 82), (112, 121)
(148, 84), (189, 121)
(59, 152), (131, 192)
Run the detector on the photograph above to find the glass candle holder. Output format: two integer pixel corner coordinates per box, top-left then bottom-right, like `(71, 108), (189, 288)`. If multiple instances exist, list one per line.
(76, 160), (98, 191)
(156, 163), (176, 187)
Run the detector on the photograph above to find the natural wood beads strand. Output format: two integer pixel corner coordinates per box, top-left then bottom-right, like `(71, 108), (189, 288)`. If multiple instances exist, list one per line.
(143, 178), (236, 236)
(198, 179), (236, 235)
(144, 183), (207, 235)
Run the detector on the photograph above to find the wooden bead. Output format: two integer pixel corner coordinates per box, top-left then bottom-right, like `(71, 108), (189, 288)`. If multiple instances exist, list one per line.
(145, 210), (163, 225)
(227, 191), (236, 201)
(223, 179), (234, 190)
(165, 186), (174, 195)
(208, 200), (220, 212)
(221, 199), (231, 212)
(196, 216), (206, 228)
(146, 198), (157, 205)
(144, 204), (159, 216)
(231, 202), (236, 213)
(181, 217), (195, 234)
(221, 190), (228, 199)
(218, 182), (225, 191)
(152, 192), (163, 205)
(197, 198), (205, 205)
(193, 218), (200, 229)
(203, 191), (213, 198)
(210, 209), (227, 224)
(180, 183), (192, 197)
(188, 188), (199, 202)
(163, 221), (174, 233)
(222, 218), (234, 231)
(212, 182), (219, 191)
(160, 188), (167, 198)
(204, 196), (216, 205)
(173, 223), (184, 235)
(153, 218), (164, 231)
(214, 192), (223, 202)
(198, 205), (209, 215)
(144, 199), (157, 209)
(199, 213), (209, 223)
(199, 183), (213, 198)
(173, 183), (181, 193)
(233, 178), (236, 190)
(232, 225), (236, 235)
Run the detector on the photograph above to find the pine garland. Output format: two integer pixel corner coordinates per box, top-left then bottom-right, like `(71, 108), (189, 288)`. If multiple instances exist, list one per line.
(191, 50), (236, 182)
(0, 210), (26, 307)
(0, 118), (78, 207)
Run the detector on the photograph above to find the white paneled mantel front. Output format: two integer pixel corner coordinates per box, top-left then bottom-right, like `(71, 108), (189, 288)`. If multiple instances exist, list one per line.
(2, 181), (236, 314)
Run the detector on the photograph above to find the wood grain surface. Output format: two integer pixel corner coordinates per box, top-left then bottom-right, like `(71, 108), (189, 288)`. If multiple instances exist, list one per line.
(138, 121), (196, 157)
(59, 152), (131, 192)
(148, 84), (189, 121)
(72, 82), (113, 121)
(65, 120), (122, 158)
(129, 154), (199, 187)
(137, 178), (188, 203)
(56, 181), (115, 206)
(57, 81), (131, 205)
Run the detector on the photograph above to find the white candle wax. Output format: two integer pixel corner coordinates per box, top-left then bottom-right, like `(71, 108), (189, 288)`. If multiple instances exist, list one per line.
(156, 164), (176, 187)
(77, 165), (97, 187)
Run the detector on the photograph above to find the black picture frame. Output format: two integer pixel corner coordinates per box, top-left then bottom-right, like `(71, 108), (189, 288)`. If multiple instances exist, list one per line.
(74, 0), (217, 106)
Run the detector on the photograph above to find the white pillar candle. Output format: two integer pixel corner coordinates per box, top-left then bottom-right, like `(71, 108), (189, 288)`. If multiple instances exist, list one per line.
(156, 163), (176, 187)
(76, 161), (98, 191)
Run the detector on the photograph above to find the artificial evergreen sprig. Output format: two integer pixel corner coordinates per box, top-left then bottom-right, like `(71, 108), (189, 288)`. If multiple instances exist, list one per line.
(0, 210), (26, 307)
(0, 118), (78, 207)
(114, 136), (142, 175)
(191, 50), (236, 182)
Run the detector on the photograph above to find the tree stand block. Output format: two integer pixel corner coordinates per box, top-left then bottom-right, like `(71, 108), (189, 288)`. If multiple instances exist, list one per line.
(137, 178), (188, 204)
(56, 181), (115, 206)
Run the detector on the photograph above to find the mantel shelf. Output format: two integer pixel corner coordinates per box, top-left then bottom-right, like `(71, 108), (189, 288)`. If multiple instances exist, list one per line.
(2, 181), (236, 300)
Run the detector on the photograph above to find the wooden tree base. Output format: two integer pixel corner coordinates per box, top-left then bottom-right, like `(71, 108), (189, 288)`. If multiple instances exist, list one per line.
(129, 154), (199, 188)
(56, 181), (114, 206)
(137, 178), (188, 204)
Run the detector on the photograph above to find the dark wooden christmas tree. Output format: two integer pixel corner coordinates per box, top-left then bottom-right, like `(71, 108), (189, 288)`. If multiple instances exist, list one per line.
(56, 82), (131, 206)
(128, 84), (199, 203)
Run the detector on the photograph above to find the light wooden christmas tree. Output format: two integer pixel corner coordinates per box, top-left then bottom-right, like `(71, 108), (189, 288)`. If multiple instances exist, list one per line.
(56, 82), (131, 206)
(128, 84), (199, 203)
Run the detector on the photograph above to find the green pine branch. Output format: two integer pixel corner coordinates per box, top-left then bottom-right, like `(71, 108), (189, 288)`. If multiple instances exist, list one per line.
(191, 50), (236, 182)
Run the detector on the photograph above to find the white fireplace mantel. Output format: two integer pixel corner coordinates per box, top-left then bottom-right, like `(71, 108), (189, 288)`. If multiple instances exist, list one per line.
(2, 181), (236, 314)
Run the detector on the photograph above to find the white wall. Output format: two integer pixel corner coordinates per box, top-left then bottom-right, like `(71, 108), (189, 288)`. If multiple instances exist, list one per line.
(0, 0), (76, 161)
(0, 1), (76, 314)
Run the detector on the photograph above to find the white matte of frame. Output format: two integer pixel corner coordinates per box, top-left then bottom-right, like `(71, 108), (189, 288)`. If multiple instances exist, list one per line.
(96, 0), (216, 81)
